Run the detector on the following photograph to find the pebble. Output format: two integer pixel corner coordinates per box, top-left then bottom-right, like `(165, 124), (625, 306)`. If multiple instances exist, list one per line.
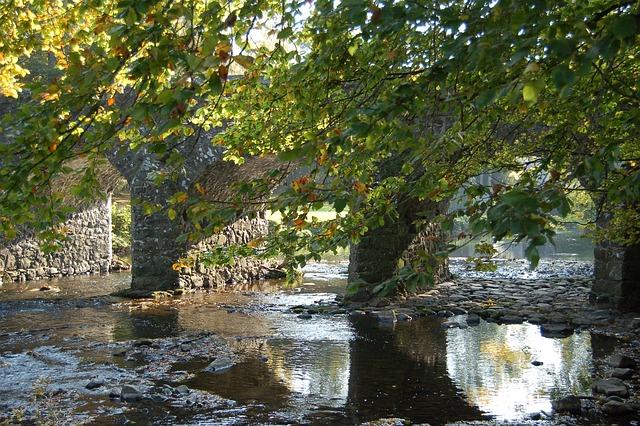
(86, 379), (105, 390)
(121, 385), (143, 402)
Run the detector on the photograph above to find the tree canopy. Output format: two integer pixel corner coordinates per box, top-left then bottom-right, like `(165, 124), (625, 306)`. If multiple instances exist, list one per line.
(1, 0), (639, 280)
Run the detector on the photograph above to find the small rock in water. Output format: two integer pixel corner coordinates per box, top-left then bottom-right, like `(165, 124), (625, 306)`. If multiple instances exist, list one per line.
(395, 313), (412, 322)
(205, 355), (234, 373)
(466, 314), (481, 325)
(108, 388), (121, 399)
(540, 323), (574, 338)
(602, 400), (635, 416)
(133, 339), (154, 347)
(85, 379), (105, 390)
(176, 385), (190, 395)
(611, 368), (634, 380)
(120, 385), (142, 402)
(499, 315), (523, 324)
(592, 378), (629, 398)
(259, 355), (268, 362)
(551, 395), (582, 415)
(531, 360), (544, 366)
(297, 313), (312, 320)
(607, 354), (636, 369)
(441, 320), (460, 329)
(39, 286), (51, 291)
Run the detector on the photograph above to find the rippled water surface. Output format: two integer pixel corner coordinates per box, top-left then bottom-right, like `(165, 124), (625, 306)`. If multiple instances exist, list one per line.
(0, 262), (611, 425)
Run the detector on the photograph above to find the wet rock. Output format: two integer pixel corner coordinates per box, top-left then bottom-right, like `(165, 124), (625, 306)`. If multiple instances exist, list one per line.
(593, 378), (629, 397)
(499, 315), (524, 324)
(371, 311), (397, 324)
(85, 379), (105, 390)
(611, 368), (634, 380)
(205, 355), (234, 373)
(540, 323), (574, 338)
(466, 314), (480, 325)
(121, 385), (143, 402)
(450, 307), (467, 315)
(297, 313), (313, 319)
(602, 400), (635, 416)
(39, 286), (51, 291)
(396, 313), (412, 322)
(108, 388), (121, 399)
(552, 395), (582, 415)
(112, 349), (127, 357)
(607, 354), (636, 369)
(133, 339), (154, 347)
(528, 412), (543, 420)
(176, 385), (190, 395)
(441, 320), (461, 329)
(531, 360), (543, 366)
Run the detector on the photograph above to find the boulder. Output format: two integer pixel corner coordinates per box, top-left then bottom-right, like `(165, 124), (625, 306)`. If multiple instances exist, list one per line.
(602, 400), (635, 416)
(592, 378), (629, 398)
(551, 395), (581, 415)
(607, 354), (636, 369)
(121, 385), (143, 402)
(611, 368), (634, 380)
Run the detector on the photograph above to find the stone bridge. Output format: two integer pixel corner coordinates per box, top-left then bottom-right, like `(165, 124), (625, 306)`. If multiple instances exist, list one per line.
(0, 130), (638, 309)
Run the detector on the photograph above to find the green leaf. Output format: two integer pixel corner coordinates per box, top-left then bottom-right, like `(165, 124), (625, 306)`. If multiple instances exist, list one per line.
(334, 198), (348, 213)
(522, 83), (538, 103)
(611, 15), (637, 40)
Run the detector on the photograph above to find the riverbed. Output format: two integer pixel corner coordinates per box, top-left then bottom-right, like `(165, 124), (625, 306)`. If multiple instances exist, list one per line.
(0, 259), (631, 425)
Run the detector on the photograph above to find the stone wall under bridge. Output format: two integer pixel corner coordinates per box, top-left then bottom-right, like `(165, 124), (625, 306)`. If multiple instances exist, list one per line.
(0, 197), (113, 285)
(177, 216), (281, 290)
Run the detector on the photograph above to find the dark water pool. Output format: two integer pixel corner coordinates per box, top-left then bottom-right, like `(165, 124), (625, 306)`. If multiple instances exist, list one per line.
(0, 262), (612, 425)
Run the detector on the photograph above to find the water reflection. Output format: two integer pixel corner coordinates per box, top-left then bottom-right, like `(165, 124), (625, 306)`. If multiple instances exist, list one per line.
(446, 321), (592, 419)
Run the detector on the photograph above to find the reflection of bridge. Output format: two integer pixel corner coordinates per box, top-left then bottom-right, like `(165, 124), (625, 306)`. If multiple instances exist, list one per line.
(111, 306), (487, 424)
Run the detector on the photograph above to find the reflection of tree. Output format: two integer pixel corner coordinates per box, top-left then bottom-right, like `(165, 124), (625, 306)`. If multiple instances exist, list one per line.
(346, 317), (487, 425)
(445, 322), (593, 419)
(261, 340), (350, 406)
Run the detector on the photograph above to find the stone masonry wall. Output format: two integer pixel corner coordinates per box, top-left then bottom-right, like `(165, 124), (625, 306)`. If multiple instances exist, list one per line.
(178, 216), (278, 290)
(0, 197), (112, 284)
(593, 241), (640, 311)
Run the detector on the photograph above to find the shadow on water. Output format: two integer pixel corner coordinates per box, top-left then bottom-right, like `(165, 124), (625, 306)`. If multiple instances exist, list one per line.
(0, 262), (618, 425)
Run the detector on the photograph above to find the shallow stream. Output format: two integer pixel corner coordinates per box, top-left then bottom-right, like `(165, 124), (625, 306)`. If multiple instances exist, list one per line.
(0, 260), (613, 425)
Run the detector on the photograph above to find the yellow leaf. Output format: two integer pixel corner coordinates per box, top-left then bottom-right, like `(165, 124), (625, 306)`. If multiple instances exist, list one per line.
(234, 55), (254, 69)
(195, 182), (205, 195)
(216, 41), (232, 60)
(353, 181), (367, 194)
(247, 238), (262, 248)
(175, 192), (188, 203)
